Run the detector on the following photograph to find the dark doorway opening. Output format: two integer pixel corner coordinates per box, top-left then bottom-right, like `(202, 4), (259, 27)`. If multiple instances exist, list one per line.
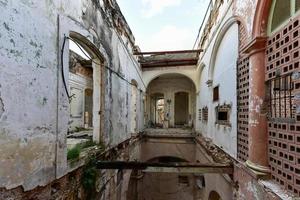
(175, 92), (189, 126)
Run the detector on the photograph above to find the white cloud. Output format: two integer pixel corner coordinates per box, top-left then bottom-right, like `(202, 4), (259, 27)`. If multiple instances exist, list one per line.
(138, 25), (195, 51)
(141, 0), (182, 18)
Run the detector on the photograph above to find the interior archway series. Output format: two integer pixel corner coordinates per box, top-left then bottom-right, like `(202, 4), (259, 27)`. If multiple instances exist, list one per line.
(146, 74), (196, 128)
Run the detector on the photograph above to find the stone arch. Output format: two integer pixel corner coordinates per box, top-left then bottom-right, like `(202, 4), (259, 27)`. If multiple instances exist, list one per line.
(147, 156), (188, 163)
(144, 71), (198, 92)
(69, 31), (104, 61)
(208, 17), (240, 81)
(252, 0), (272, 38)
(208, 190), (222, 200)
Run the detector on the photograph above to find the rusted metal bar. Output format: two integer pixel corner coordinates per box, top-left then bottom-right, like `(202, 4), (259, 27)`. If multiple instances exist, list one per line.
(134, 49), (203, 55)
(96, 161), (233, 174)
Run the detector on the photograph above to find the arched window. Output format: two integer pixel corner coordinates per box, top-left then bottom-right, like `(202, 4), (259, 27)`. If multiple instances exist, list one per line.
(269, 0), (300, 33)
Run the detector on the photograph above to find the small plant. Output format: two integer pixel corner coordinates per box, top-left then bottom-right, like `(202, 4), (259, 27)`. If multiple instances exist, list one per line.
(81, 140), (97, 149)
(67, 144), (81, 160)
(82, 156), (98, 199)
(67, 140), (104, 160)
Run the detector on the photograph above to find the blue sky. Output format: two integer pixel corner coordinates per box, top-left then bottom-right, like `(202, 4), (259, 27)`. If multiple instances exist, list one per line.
(116, 0), (210, 51)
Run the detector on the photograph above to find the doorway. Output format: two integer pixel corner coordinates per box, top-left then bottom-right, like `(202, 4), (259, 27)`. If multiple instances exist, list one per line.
(150, 93), (165, 127)
(175, 92), (189, 126)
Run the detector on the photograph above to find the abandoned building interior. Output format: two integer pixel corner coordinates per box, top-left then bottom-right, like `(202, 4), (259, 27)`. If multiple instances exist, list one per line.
(1, 0), (300, 199)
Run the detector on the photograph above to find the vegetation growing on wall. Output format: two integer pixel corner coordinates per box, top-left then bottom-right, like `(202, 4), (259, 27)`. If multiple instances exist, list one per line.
(67, 140), (104, 160)
(81, 156), (98, 199)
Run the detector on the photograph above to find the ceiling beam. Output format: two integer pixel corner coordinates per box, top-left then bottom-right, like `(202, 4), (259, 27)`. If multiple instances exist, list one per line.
(141, 62), (198, 68)
(134, 49), (203, 55)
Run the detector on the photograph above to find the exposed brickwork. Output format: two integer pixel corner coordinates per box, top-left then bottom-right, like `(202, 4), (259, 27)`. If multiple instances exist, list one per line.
(266, 14), (300, 196)
(237, 57), (249, 162)
(0, 169), (85, 200)
(0, 136), (139, 200)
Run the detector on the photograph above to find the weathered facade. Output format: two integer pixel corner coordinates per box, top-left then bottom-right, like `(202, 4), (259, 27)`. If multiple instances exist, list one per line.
(0, 0), (144, 192)
(1, 0), (300, 199)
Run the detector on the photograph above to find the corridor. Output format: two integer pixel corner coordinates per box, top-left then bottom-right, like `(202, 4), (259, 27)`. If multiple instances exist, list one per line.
(0, 0), (300, 200)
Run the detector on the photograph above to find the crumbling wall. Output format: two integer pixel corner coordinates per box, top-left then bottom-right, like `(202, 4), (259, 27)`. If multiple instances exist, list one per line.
(233, 0), (257, 38)
(194, 136), (233, 200)
(0, 0), (144, 191)
(0, 136), (141, 200)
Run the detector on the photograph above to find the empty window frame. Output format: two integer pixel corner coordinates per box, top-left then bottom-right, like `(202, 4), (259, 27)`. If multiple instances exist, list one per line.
(202, 106), (208, 122)
(213, 86), (219, 101)
(215, 104), (231, 126)
(198, 109), (202, 121)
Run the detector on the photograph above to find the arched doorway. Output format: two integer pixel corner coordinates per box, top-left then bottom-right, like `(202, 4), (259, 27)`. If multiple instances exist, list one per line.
(175, 91), (189, 126)
(150, 93), (165, 127)
(146, 74), (196, 128)
(208, 191), (222, 200)
(67, 32), (104, 144)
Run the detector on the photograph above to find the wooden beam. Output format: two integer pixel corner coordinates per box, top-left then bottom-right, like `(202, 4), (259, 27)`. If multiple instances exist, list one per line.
(141, 61), (198, 68)
(139, 58), (199, 64)
(143, 166), (233, 174)
(134, 49), (203, 55)
(96, 161), (233, 174)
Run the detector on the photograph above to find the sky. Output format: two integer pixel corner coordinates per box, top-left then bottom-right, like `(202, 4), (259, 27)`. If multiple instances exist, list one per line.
(116, 0), (210, 51)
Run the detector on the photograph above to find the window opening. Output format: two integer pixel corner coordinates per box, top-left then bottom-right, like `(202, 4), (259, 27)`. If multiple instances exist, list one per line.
(215, 104), (231, 126)
(268, 74), (295, 120)
(213, 86), (219, 101)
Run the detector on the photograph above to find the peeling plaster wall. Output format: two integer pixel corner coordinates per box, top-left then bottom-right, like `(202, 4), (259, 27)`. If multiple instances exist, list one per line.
(208, 23), (239, 158)
(195, 65), (209, 132)
(195, 8), (239, 158)
(0, 0), (144, 191)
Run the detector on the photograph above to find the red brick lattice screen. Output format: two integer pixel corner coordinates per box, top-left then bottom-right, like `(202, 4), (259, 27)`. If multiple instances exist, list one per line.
(266, 15), (300, 196)
(237, 57), (249, 162)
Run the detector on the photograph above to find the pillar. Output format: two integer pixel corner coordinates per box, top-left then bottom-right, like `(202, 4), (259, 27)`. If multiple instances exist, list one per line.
(244, 37), (270, 175)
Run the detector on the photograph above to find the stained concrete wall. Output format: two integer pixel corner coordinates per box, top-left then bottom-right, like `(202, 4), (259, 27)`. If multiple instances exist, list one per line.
(0, 0), (144, 191)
